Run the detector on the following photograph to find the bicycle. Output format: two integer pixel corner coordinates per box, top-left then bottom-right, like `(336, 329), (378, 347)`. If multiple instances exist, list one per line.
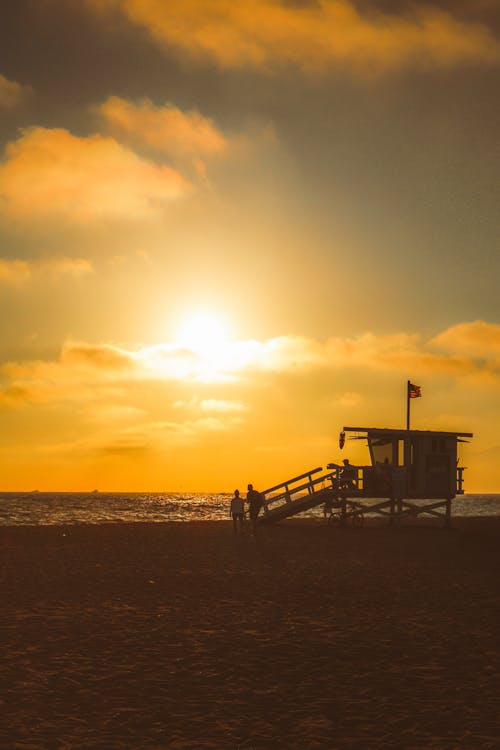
(327, 500), (364, 527)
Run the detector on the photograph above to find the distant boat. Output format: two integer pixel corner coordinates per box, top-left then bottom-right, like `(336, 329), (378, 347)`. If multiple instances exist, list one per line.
(91, 489), (99, 493)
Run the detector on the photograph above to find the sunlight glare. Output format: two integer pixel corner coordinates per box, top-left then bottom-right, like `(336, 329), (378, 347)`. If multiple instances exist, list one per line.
(176, 310), (229, 353)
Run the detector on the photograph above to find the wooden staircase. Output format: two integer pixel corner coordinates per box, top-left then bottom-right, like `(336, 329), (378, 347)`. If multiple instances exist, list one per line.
(259, 467), (337, 524)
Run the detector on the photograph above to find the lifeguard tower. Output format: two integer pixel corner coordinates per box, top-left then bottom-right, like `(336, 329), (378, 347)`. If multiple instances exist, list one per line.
(258, 383), (472, 526)
(324, 426), (472, 525)
(343, 426), (470, 499)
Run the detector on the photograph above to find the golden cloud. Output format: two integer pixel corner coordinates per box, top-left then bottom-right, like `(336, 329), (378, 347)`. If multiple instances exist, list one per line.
(97, 434), (150, 456)
(200, 398), (247, 412)
(1, 324), (497, 481)
(430, 321), (500, 358)
(0, 259), (31, 284)
(173, 396), (247, 413)
(0, 257), (93, 284)
(0, 383), (35, 405)
(40, 431), (151, 457)
(60, 341), (135, 370)
(138, 416), (234, 442)
(96, 96), (227, 158)
(0, 341), (137, 407)
(90, 0), (500, 73)
(49, 258), (94, 278)
(0, 74), (32, 108)
(0, 127), (189, 221)
(42, 414), (237, 457)
(2, 322), (498, 413)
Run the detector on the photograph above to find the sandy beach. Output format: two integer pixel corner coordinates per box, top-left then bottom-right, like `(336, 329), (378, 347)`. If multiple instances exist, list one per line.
(2, 518), (499, 749)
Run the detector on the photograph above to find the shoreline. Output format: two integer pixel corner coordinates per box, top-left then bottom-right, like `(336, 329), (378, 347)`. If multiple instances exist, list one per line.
(3, 518), (499, 749)
(1, 513), (500, 529)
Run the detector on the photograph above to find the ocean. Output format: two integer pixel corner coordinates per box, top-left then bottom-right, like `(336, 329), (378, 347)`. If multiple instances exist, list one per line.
(0, 492), (499, 526)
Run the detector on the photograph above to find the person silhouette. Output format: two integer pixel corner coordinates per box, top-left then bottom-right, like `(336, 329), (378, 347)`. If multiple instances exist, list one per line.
(246, 483), (263, 536)
(229, 489), (245, 535)
(340, 458), (357, 490)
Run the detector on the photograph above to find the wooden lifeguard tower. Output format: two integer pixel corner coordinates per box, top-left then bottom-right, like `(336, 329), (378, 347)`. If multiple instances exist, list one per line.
(326, 426), (472, 525)
(258, 384), (472, 526)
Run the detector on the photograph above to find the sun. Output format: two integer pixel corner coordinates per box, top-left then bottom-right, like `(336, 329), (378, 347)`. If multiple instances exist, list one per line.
(176, 310), (229, 353)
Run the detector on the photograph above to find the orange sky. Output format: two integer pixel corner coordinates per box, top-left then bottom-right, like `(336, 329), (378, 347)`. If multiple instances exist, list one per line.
(0, 1), (499, 492)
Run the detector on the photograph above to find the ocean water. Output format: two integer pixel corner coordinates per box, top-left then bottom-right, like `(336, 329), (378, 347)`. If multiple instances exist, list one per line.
(0, 492), (499, 526)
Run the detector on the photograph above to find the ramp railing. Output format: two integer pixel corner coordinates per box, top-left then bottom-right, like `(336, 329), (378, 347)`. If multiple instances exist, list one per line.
(261, 467), (336, 516)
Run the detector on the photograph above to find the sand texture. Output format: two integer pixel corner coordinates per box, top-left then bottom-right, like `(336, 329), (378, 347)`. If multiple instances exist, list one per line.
(2, 518), (500, 749)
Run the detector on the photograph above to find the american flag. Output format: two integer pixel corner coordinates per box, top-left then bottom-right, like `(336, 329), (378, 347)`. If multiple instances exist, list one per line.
(408, 382), (422, 399)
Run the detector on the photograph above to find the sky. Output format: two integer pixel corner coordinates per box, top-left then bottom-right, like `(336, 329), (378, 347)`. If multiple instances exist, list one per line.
(0, 0), (499, 492)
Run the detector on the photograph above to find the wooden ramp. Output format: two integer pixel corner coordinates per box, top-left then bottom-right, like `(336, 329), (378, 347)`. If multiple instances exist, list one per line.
(259, 467), (336, 524)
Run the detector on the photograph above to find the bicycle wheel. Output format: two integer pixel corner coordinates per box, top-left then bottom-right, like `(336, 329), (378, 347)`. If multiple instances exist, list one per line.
(352, 511), (364, 527)
(328, 512), (342, 526)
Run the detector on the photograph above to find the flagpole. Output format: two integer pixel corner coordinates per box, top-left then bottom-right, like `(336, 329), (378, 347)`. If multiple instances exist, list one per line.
(406, 380), (410, 430)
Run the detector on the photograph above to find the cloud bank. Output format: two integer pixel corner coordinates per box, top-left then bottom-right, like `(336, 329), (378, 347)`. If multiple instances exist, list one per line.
(96, 96), (228, 159)
(0, 93), (239, 223)
(2, 321), (499, 409)
(430, 320), (500, 359)
(91, 0), (500, 74)
(1, 323), (496, 488)
(0, 127), (189, 221)
(0, 257), (93, 284)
